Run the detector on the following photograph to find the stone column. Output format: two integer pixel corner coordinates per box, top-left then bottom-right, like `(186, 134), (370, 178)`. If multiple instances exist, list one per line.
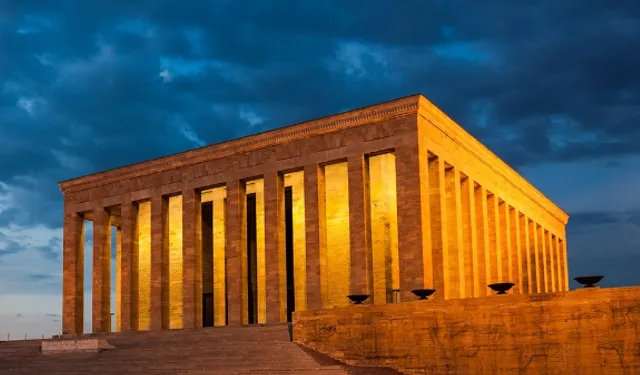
(151, 196), (169, 330)
(560, 237), (568, 291)
(427, 155), (446, 301)
(512, 209), (523, 294)
(225, 180), (244, 325)
(553, 235), (561, 292)
(182, 188), (202, 329)
(460, 175), (474, 298)
(500, 202), (511, 284)
(92, 207), (111, 333)
(443, 165), (461, 299)
(487, 193), (499, 284)
(347, 155), (372, 297)
(395, 144), (432, 302)
(522, 215), (532, 294)
(537, 225), (549, 293)
(264, 171), (284, 322)
(546, 230), (555, 292)
(527, 218), (540, 294)
(474, 184), (489, 297)
(119, 200), (137, 331)
(532, 222), (541, 293)
(62, 205), (84, 336)
(304, 164), (323, 310)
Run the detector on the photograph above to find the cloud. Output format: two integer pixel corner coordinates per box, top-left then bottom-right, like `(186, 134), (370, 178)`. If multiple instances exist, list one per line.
(568, 209), (640, 230)
(569, 211), (622, 227)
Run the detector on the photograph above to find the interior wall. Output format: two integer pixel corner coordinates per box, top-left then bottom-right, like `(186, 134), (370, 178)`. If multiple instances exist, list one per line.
(284, 171), (307, 311)
(168, 195), (183, 329)
(136, 200), (151, 330)
(201, 186), (227, 326)
(322, 162), (350, 308)
(245, 179), (266, 324)
(368, 153), (399, 304)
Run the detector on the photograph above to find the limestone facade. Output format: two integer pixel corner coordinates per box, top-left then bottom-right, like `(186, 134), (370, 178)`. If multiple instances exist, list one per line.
(59, 94), (569, 335)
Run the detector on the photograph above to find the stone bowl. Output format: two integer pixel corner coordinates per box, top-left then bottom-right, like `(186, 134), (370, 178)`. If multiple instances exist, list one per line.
(488, 282), (515, 295)
(411, 289), (436, 300)
(347, 294), (369, 304)
(574, 275), (604, 288)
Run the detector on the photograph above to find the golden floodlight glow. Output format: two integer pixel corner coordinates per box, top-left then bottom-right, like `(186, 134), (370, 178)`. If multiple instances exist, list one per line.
(368, 153), (400, 304)
(137, 200), (151, 331)
(322, 162), (350, 308)
(202, 186), (227, 326)
(168, 195), (183, 329)
(284, 171), (307, 311)
(246, 179), (266, 324)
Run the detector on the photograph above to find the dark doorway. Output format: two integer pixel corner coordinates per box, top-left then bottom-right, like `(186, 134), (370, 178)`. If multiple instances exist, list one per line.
(203, 293), (214, 327)
(246, 193), (258, 324)
(284, 187), (295, 322)
(201, 202), (214, 327)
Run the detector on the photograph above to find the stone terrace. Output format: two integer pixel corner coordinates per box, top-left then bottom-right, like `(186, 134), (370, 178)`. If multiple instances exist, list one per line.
(0, 324), (401, 374)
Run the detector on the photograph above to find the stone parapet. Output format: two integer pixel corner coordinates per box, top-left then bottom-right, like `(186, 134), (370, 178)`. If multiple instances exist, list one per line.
(293, 286), (640, 374)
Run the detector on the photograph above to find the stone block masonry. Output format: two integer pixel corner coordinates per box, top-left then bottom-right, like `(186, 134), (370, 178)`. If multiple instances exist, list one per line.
(293, 287), (640, 374)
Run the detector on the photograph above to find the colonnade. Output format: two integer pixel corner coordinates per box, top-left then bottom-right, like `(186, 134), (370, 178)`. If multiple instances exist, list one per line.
(425, 151), (568, 300)
(62, 149), (568, 335)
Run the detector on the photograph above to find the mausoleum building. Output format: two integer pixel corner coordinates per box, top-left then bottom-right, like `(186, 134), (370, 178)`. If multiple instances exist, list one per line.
(59, 94), (569, 335)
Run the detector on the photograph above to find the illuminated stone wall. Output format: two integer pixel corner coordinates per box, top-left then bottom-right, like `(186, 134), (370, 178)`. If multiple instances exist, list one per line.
(284, 171), (307, 311)
(136, 200), (151, 331)
(201, 187), (227, 326)
(322, 162), (350, 308)
(245, 179), (266, 324)
(368, 153), (399, 304)
(294, 288), (640, 374)
(168, 195), (183, 329)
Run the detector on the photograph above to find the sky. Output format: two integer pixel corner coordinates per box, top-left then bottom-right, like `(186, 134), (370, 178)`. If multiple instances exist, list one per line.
(0, 1), (639, 339)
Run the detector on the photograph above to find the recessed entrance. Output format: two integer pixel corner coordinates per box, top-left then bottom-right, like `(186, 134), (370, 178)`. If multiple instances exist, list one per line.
(246, 193), (258, 324)
(202, 293), (214, 327)
(201, 202), (214, 327)
(285, 186), (295, 322)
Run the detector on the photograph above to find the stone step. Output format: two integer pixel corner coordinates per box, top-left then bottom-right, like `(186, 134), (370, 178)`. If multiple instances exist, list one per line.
(0, 325), (401, 375)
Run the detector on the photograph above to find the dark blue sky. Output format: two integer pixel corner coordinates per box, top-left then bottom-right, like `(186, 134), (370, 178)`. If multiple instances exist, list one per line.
(1, 1), (639, 336)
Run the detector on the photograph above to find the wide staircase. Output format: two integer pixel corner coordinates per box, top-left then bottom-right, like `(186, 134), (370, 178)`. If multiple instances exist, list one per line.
(0, 324), (401, 374)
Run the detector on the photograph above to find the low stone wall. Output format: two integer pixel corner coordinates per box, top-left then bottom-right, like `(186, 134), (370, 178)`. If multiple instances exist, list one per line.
(292, 287), (640, 374)
(41, 339), (114, 354)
